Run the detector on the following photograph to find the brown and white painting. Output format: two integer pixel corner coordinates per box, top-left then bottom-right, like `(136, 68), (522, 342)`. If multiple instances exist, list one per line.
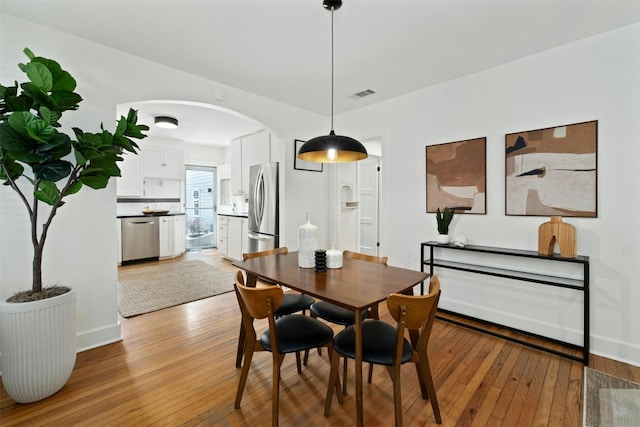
(505, 120), (597, 217)
(426, 137), (486, 214)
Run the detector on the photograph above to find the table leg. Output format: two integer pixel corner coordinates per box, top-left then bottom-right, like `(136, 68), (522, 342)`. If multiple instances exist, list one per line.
(246, 273), (258, 288)
(355, 309), (363, 427)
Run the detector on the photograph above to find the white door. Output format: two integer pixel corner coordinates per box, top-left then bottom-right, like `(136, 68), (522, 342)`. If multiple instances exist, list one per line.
(358, 155), (381, 256)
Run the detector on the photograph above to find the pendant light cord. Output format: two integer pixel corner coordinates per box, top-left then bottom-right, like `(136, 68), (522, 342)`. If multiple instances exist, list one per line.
(330, 5), (335, 132)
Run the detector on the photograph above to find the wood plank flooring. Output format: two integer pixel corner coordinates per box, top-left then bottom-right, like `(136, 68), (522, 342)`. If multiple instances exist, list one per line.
(2, 249), (639, 426)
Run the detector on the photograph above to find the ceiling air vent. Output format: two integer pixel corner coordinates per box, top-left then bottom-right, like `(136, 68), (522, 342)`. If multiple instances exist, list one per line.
(348, 89), (376, 100)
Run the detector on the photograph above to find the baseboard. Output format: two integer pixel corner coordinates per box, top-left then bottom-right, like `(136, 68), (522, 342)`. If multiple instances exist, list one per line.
(76, 322), (122, 353)
(590, 336), (640, 368)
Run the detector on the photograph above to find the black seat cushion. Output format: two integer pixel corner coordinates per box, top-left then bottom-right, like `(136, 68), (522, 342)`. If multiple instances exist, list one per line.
(333, 320), (413, 366)
(309, 301), (370, 325)
(261, 315), (334, 354)
(275, 293), (315, 316)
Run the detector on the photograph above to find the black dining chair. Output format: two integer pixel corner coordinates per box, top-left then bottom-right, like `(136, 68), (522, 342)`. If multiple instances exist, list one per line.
(233, 271), (342, 427)
(235, 246), (315, 368)
(308, 250), (388, 393)
(324, 275), (442, 426)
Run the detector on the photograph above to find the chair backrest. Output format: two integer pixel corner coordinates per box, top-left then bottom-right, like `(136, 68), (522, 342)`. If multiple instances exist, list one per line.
(343, 250), (388, 265)
(386, 275), (441, 352)
(242, 246), (288, 261)
(235, 272), (284, 320)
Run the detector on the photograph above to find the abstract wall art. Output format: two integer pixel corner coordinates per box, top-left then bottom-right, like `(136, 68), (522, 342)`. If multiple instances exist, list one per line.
(426, 137), (486, 214)
(505, 120), (597, 217)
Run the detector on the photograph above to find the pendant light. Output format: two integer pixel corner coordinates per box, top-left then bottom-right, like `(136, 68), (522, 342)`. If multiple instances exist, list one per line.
(297, 0), (368, 163)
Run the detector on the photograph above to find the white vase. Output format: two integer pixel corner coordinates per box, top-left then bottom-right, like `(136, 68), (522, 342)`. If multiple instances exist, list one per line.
(0, 288), (77, 403)
(327, 248), (343, 269)
(298, 214), (318, 268)
(436, 234), (450, 244)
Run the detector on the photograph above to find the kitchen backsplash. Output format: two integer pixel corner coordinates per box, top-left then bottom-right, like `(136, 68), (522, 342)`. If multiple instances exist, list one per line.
(117, 177), (183, 216)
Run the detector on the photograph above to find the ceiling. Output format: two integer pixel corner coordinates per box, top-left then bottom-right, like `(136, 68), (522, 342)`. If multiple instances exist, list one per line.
(3, 0), (640, 146)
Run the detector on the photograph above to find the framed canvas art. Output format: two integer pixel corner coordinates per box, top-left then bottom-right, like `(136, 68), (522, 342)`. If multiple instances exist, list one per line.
(505, 120), (597, 217)
(294, 139), (323, 172)
(426, 137), (486, 214)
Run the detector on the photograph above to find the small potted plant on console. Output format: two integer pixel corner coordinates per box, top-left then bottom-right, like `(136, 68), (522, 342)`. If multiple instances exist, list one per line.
(435, 207), (454, 244)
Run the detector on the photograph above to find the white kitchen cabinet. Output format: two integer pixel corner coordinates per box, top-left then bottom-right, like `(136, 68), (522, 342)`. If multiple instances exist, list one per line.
(230, 130), (270, 195)
(217, 215), (228, 256)
(227, 217), (243, 261)
(116, 152), (143, 196)
(143, 148), (184, 180)
(218, 214), (247, 261)
(241, 130), (270, 194)
(159, 216), (174, 258)
(173, 215), (186, 256)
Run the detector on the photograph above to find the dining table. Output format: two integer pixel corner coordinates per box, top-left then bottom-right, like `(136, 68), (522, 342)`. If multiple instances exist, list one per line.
(232, 250), (429, 427)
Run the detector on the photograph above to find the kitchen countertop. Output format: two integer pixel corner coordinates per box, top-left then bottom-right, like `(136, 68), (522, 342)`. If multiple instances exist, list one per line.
(117, 212), (186, 219)
(218, 212), (248, 218)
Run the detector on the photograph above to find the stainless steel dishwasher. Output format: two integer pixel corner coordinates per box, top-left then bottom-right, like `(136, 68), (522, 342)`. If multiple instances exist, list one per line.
(121, 217), (160, 263)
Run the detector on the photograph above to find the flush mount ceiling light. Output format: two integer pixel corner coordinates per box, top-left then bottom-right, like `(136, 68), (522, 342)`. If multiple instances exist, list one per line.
(297, 0), (367, 163)
(154, 116), (178, 129)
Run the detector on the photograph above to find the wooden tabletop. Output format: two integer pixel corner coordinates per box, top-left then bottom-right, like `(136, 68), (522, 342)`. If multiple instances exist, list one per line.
(233, 251), (428, 310)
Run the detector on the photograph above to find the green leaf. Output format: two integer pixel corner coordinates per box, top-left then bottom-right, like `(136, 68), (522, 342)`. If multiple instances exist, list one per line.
(115, 116), (127, 136)
(0, 121), (45, 161)
(32, 56), (76, 92)
(74, 148), (87, 166)
(65, 180), (83, 196)
(36, 132), (72, 157)
(0, 157), (25, 181)
(113, 134), (135, 152)
(23, 47), (35, 60)
(39, 106), (52, 124)
(24, 62), (53, 92)
(25, 118), (55, 143)
(80, 174), (109, 189)
(50, 90), (82, 111)
(34, 180), (60, 205)
(48, 110), (62, 126)
(20, 82), (56, 109)
(7, 111), (36, 136)
(33, 159), (72, 182)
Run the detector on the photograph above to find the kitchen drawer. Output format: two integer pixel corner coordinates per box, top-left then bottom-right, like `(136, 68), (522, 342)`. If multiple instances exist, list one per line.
(218, 223), (228, 238)
(218, 236), (228, 256)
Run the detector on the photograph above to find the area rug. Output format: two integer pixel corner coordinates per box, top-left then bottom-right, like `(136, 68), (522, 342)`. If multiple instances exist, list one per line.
(118, 260), (234, 317)
(583, 367), (640, 427)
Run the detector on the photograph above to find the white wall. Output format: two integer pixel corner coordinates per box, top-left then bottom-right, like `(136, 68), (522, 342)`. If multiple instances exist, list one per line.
(3, 13), (637, 366)
(0, 14), (330, 351)
(338, 23), (640, 365)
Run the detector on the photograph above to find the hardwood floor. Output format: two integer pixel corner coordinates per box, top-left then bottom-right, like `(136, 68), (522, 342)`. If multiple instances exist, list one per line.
(2, 249), (639, 426)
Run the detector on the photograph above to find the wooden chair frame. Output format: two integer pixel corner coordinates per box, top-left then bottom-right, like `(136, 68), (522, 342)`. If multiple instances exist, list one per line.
(325, 276), (442, 426)
(309, 250), (388, 393)
(234, 272), (342, 426)
(235, 247), (314, 368)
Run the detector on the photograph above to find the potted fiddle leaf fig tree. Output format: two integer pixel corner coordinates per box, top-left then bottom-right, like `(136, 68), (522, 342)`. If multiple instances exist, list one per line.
(0, 48), (148, 403)
(435, 207), (454, 244)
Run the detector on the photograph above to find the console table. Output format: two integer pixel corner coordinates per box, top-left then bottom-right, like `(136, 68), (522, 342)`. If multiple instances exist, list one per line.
(420, 241), (590, 364)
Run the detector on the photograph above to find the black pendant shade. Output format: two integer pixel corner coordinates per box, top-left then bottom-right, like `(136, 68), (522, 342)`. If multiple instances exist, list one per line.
(297, 130), (367, 163)
(297, 0), (367, 164)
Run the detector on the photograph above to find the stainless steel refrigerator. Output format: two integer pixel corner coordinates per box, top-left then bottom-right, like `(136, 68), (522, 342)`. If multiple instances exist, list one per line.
(248, 162), (279, 252)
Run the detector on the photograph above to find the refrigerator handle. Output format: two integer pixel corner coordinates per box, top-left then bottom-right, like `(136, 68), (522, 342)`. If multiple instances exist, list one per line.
(255, 169), (265, 226)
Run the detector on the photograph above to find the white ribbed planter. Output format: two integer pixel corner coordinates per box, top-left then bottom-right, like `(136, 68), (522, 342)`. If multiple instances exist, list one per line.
(436, 234), (450, 245)
(0, 288), (77, 403)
